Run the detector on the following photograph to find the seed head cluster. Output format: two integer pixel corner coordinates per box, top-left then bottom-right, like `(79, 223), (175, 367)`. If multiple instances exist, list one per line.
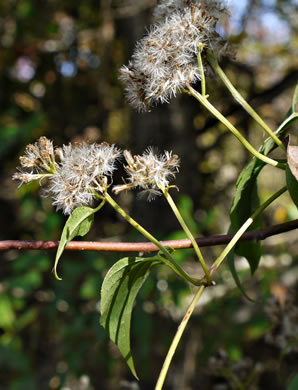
(14, 136), (57, 182)
(14, 138), (181, 212)
(120, 0), (231, 111)
(113, 148), (180, 201)
(13, 137), (121, 215)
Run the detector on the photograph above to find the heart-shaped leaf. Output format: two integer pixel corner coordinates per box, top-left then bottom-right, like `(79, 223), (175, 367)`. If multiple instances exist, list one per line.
(100, 256), (160, 378)
(54, 203), (105, 280)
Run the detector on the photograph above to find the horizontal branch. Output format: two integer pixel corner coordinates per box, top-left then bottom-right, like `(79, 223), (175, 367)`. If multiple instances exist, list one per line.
(1, 219), (297, 253)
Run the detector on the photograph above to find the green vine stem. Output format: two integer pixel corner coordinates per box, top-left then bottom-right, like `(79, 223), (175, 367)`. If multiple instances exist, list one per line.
(207, 50), (285, 150)
(154, 186), (287, 390)
(155, 285), (205, 390)
(102, 192), (203, 286)
(184, 84), (282, 168)
(276, 111), (298, 133)
(210, 185), (287, 274)
(162, 186), (212, 284)
(197, 44), (207, 97)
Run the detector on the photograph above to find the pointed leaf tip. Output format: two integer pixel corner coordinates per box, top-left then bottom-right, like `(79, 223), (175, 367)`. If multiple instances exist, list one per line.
(53, 268), (62, 281)
(54, 205), (102, 279)
(100, 256), (160, 378)
(227, 246), (258, 302)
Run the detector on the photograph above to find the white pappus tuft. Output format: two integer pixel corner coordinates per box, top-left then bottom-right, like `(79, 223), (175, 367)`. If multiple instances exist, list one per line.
(13, 137), (121, 215)
(113, 148), (180, 201)
(120, 1), (232, 111)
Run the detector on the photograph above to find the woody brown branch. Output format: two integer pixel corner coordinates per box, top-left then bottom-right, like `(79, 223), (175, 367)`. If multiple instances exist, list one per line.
(0, 219), (297, 252)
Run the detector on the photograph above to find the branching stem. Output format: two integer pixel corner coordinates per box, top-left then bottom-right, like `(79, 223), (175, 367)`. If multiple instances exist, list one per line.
(162, 187), (211, 284)
(210, 186), (287, 273)
(103, 192), (203, 286)
(184, 84), (282, 168)
(207, 50), (285, 150)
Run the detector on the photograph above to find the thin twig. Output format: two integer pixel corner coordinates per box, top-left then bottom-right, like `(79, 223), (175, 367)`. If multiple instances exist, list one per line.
(0, 219), (297, 252)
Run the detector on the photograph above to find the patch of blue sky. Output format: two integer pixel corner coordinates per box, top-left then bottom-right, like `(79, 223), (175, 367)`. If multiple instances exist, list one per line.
(260, 11), (290, 43)
(227, 0), (250, 34)
(261, 0), (276, 6)
(222, 0), (291, 43)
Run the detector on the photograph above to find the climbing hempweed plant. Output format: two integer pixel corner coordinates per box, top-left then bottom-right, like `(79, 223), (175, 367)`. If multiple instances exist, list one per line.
(13, 1), (298, 389)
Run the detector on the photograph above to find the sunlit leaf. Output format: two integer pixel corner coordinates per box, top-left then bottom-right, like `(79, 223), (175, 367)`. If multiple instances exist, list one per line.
(230, 103), (294, 274)
(292, 83), (298, 113)
(54, 206), (100, 280)
(100, 256), (160, 378)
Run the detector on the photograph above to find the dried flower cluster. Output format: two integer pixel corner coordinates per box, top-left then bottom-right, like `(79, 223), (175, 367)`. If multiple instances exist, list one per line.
(113, 148), (180, 200)
(13, 137), (121, 215)
(14, 136), (58, 183)
(120, 0), (230, 111)
(14, 138), (181, 212)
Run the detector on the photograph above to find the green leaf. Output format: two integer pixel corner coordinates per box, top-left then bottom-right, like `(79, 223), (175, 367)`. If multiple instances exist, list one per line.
(230, 159), (262, 273)
(292, 83), (298, 113)
(54, 205), (100, 280)
(278, 112), (298, 134)
(230, 107), (293, 274)
(285, 137), (298, 208)
(287, 139), (298, 180)
(100, 256), (160, 378)
(287, 374), (298, 390)
(227, 246), (257, 302)
(278, 84), (298, 133)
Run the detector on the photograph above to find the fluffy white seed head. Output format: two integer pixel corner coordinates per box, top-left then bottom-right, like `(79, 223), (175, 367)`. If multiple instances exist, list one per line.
(113, 148), (180, 201)
(13, 138), (121, 215)
(45, 142), (121, 214)
(120, 1), (232, 111)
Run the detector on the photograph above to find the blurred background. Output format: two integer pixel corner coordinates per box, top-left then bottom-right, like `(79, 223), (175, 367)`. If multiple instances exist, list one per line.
(0, 0), (298, 389)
